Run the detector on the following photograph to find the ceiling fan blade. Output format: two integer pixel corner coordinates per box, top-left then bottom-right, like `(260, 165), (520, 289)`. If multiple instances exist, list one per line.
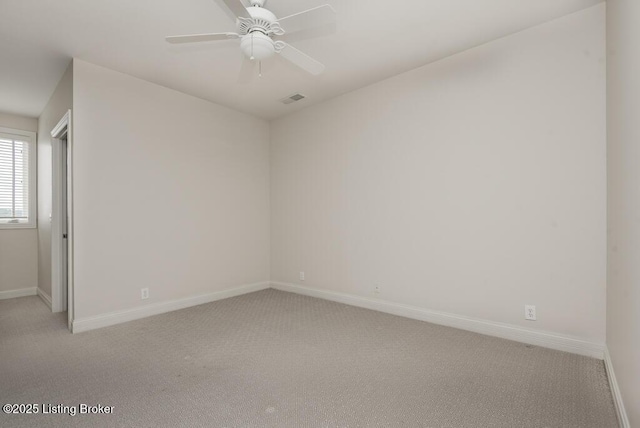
(216, 0), (251, 20)
(238, 57), (256, 84)
(277, 23), (336, 44)
(278, 43), (325, 75)
(277, 4), (336, 35)
(166, 32), (239, 44)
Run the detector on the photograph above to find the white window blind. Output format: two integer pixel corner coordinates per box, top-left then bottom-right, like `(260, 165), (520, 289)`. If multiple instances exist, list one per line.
(0, 129), (35, 228)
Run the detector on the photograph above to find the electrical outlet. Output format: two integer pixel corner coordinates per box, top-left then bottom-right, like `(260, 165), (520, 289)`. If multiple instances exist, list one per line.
(299, 272), (305, 281)
(373, 285), (380, 295)
(141, 288), (149, 300)
(525, 305), (536, 321)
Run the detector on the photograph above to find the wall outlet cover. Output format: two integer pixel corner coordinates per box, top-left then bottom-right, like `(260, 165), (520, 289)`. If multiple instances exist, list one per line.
(525, 305), (536, 321)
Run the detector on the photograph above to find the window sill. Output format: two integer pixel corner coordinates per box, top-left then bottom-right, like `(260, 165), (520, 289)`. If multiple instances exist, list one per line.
(0, 223), (37, 230)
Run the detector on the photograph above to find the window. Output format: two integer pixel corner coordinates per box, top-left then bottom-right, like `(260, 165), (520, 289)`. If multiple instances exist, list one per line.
(0, 127), (36, 229)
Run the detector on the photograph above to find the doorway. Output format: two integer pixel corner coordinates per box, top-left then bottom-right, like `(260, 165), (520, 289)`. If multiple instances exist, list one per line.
(51, 110), (74, 331)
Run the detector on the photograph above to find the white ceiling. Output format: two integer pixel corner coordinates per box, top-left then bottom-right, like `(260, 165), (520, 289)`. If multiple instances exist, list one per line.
(0, 0), (602, 120)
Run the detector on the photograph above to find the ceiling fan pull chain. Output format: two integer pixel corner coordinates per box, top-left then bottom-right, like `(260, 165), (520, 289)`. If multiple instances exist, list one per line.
(250, 33), (255, 60)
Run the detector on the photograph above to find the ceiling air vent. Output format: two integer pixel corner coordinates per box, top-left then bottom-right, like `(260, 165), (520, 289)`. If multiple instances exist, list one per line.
(280, 93), (306, 105)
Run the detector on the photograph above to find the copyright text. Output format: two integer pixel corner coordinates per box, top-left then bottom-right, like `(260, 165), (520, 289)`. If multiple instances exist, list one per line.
(3, 403), (114, 416)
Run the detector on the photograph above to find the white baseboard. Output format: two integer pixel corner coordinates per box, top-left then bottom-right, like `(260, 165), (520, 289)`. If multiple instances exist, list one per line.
(271, 281), (605, 359)
(0, 287), (37, 300)
(604, 347), (630, 428)
(37, 288), (53, 309)
(68, 280), (606, 360)
(72, 281), (271, 334)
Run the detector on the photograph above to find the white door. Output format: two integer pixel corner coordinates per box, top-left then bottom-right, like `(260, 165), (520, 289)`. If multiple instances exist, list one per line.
(61, 136), (68, 315)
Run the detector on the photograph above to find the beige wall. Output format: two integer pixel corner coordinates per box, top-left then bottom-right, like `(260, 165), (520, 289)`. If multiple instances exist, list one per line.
(72, 59), (270, 319)
(0, 112), (38, 133)
(0, 113), (38, 293)
(37, 62), (73, 298)
(271, 5), (606, 343)
(607, 0), (640, 424)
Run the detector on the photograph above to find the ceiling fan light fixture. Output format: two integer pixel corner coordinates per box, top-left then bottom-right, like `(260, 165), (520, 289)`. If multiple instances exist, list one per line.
(240, 32), (275, 60)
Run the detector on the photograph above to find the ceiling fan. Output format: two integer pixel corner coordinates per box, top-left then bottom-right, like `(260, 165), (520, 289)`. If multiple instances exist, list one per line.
(166, 0), (336, 78)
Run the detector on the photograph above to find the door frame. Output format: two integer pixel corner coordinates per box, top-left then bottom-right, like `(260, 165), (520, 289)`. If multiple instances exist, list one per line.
(51, 110), (74, 330)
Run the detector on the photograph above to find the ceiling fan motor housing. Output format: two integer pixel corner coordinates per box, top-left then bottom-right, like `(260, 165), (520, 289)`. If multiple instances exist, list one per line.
(238, 5), (282, 60)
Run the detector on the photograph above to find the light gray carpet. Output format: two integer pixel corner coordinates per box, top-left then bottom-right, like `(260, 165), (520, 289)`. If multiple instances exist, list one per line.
(0, 289), (618, 427)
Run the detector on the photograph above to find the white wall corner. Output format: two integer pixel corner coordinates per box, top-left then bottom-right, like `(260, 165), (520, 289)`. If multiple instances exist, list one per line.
(0, 287), (37, 300)
(270, 281), (606, 359)
(604, 347), (631, 428)
(37, 288), (53, 309)
(72, 281), (271, 333)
